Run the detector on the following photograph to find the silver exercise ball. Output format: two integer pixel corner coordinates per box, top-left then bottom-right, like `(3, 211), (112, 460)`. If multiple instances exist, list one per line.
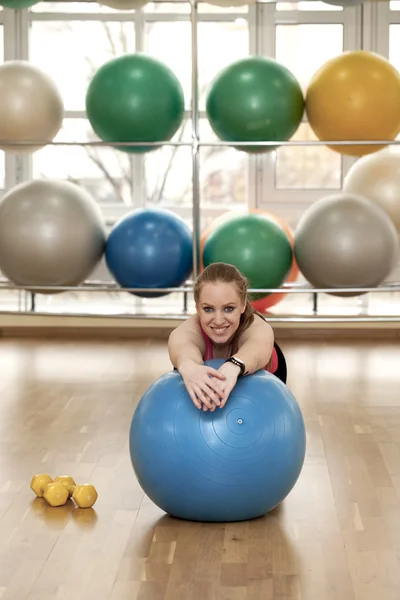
(293, 193), (399, 297)
(0, 179), (107, 293)
(343, 148), (400, 233)
(0, 60), (64, 153)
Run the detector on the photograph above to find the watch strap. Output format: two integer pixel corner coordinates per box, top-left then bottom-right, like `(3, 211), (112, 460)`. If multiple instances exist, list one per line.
(224, 356), (246, 377)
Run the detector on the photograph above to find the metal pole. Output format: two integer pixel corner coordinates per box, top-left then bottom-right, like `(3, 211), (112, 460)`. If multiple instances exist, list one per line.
(190, 0), (201, 280)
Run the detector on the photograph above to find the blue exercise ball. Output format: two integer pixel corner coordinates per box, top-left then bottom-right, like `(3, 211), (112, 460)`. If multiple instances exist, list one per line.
(105, 207), (193, 297)
(129, 359), (306, 522)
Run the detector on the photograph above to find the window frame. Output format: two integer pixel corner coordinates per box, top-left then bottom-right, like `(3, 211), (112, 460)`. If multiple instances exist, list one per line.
(2, 2), (363, 220)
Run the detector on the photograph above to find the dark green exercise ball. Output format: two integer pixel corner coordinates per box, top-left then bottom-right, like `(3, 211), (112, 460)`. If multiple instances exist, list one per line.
(203, 212), (293, 299)
(206, 56), (304, 153)
(0, 0), (41, 7)
(85, 53), (185, 154)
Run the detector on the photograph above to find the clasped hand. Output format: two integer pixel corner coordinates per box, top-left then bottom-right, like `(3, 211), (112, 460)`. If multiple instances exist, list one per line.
(179, 360), (240, 411)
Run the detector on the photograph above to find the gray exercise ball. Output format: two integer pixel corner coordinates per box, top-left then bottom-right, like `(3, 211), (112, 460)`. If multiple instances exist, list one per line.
(0, 60), (64, 153)
(343, 148), (400, 233)
(294, 192), (399, 297)
(0, 179), (107, 293)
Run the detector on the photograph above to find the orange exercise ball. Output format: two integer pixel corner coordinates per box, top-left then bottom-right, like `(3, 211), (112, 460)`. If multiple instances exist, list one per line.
(249, 209), (299, 312)
(199, 209), (299, 311)
(305, 50), (400, 157)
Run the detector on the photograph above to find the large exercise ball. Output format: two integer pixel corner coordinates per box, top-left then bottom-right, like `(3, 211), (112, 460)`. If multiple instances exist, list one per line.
(86, 54), (185, 154)
(203, 212), (293, 299)
(0, 61), (64, 153)
(206, 57), (304, 153)
(343, 148), (400, 233)
(249, 209), (299, 312)
(305, 51), (400, 156)
(294, 193), (399, 296)
(105, 208), (193, 297)
(129, 359), (306, 522)
(200, 210), (299, 310)
(0, 0), (41, 7)
(0, 179), (106, 292)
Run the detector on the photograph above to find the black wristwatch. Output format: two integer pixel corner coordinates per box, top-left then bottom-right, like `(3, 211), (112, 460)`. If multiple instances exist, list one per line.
(224, 356), (246, 377)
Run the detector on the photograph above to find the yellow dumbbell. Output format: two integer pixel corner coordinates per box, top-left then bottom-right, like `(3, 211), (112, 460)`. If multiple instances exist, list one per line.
(30, 474), (98, 508)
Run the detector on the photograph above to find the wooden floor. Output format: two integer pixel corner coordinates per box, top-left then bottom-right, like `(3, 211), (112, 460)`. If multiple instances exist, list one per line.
(0, 336), (399, 600)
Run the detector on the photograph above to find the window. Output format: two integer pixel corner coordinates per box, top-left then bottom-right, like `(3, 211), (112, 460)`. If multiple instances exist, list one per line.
(0, 1), (397, 319)
(274, 23), (343, 189)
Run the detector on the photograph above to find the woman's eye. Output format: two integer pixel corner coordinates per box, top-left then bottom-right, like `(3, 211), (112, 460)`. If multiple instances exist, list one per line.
(225, 307), (234, 312)
(203, 307), (212, 313)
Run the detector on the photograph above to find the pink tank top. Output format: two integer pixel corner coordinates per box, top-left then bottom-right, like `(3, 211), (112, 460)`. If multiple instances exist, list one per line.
(200, 326), (279, 375)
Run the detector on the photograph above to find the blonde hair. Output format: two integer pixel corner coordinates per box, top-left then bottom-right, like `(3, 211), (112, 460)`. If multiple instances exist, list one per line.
(194, 262), (264, 354)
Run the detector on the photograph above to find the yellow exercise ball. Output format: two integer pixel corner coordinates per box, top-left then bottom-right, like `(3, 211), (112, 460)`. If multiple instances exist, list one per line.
(0, 60), (64, 153)
(305, 50), (400, 157)
(344, 148), (400, 233)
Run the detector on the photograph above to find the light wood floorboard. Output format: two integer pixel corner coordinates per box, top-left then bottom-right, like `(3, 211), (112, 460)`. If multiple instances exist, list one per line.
(0, 337), (398, 599)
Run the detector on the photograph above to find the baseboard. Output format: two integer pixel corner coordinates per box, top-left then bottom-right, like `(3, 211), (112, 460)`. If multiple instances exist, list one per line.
(0, 311), (399, 341)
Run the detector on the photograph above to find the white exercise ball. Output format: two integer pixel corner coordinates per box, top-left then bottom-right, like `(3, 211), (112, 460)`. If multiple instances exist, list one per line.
(0, 60), (64, 153)
(344, 148), (400, 233)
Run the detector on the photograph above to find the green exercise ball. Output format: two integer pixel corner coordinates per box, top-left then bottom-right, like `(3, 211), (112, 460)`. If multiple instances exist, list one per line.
(85, 54), (185, 154)
(206, 56), (304, 153)
(203, 212), (293, 299)
(0, 0), (41, 7)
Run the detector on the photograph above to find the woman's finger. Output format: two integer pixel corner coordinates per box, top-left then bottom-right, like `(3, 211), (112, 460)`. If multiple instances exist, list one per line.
(206, 378), (225, 400)
(192, 384), (213, 410)
(187, 386), (202, 410)
(207, 368), (226, 380)
(203, 383), (221, 406)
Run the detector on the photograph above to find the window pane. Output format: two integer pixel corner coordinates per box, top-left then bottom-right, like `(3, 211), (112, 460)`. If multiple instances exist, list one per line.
(275, 24), (343, 91)
(198, 3), (249, 14)
(275, 24), (343, 189)
(29, 21), (135, 111)
(144, 1), (190, 13)
(390, 25), (400, 72)
(145, 20), (249, 111)
(198, 20), (249, 109)
(276, 1), (342, 10)
(145, 21), (191, 108)
(200, 119), (247, 208)
(145, 118), (248, 208)
(32, 119), (133, 204)
(275, 123), (341, 189)
(390, 1), (400, 9)
(31, 2), (124, 13)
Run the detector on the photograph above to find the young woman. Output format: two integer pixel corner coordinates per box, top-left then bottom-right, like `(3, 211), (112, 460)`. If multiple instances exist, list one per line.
(168, 262), (287, 412)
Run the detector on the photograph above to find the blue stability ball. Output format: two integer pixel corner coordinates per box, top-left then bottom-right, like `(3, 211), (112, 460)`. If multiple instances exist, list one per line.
(129, 359), (306, 522)
(105, 207), (193, 297)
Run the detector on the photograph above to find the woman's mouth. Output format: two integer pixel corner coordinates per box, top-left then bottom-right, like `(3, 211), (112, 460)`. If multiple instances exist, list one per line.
(211, 326), (229, 336)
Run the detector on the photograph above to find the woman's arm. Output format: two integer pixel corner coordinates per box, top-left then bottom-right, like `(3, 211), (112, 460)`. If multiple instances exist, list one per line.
(234, 314), (275, 374)
(168, 316), (226, 410)
(168, 315), (205, 371)
(215, 314), (275, 409)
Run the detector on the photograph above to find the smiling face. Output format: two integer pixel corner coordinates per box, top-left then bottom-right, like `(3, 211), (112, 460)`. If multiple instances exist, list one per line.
(196, 281), (246, 345)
